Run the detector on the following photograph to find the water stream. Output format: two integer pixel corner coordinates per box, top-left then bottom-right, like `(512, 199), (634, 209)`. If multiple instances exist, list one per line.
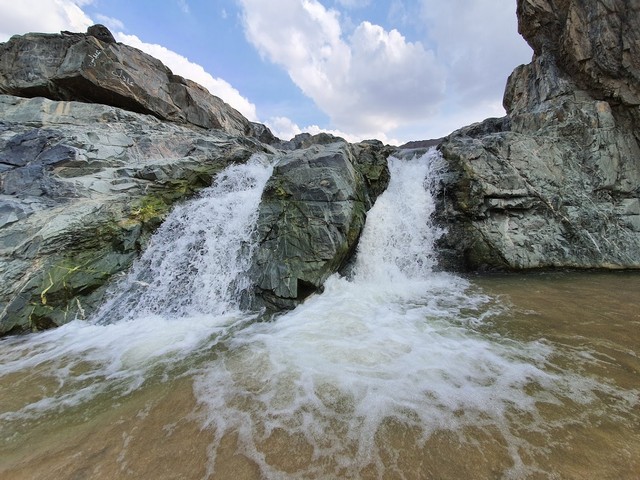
(0, 151), (638, 479)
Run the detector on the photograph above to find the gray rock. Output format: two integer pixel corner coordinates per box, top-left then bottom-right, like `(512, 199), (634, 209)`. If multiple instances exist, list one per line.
(0, 25), (273, 139)
(0, 27), (398, 335)
(250, 140), (392, 310)
(0, 94), (269, 335)
(436, 0), (640, 270)
(86, 24), (116, 44)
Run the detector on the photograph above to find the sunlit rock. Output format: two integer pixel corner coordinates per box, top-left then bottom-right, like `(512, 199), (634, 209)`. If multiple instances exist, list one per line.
(0, 24), (263, 138)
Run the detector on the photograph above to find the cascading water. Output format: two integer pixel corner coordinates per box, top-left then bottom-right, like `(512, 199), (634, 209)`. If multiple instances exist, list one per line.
(94, 157), (273, 322)
(1, 150), (638, 479)
(192, 151), (617, 479)
(353, 153), (443, 282)
(0, 156), (273, 422)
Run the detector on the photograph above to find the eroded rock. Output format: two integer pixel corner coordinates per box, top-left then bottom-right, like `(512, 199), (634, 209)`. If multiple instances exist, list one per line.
(437, 0), (640, 270)
(0, 25), (262, 138)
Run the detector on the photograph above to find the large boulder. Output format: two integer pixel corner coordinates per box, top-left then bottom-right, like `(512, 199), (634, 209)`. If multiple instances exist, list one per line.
(0, 25), (263, 138)
(250, 138), (393, 310)
(0, 94), (268, 335)
(436, 0), (640, 270)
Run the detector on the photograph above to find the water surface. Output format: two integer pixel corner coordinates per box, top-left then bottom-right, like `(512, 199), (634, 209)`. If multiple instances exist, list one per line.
(1, 153), (638, 479)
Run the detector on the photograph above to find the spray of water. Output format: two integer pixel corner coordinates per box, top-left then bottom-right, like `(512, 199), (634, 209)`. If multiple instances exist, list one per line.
(190, 151), (638, 478)
(0, 156), (273, 423)
(189, 152), (546, 477)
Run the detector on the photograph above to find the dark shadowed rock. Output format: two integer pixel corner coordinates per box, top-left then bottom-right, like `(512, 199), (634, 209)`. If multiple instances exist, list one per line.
(0, 25), (262, 137)
(86, 24), (116, 44)
(398, 138), (445, 149)
(249, 140), (393, 310)
(436, 0), (640, 270)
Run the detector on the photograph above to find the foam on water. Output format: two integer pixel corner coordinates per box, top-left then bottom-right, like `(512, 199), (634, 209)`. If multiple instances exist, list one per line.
(1, 150), (635, 477)
(192, 151), (633, 478)
(0, 157), (272, 423)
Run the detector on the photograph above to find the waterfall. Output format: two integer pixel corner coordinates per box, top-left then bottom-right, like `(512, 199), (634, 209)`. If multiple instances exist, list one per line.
(2, 149), (627, 479)
(192, 150), (561, 478)
(354, 149), (443, 283)
(0, 157), (273, 420)
(94, 156), (273, 323)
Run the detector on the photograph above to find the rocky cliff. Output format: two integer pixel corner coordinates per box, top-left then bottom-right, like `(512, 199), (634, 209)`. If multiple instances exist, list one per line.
(0, 26), (392, 335)
(437, 0), (640, 270)
(0, 25), (270, 139)
(0, 94), (269, 334)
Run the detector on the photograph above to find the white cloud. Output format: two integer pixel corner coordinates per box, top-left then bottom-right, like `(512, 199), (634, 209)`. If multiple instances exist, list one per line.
(238, 0), (445, 139)
(334, 0), (370, 8)
(266, 116), (302, 141)
(420, 0), (532, 104)
(0, 0), (93, 41)
(94, 14), (124, 32)
(238, 0), (532, 143)
(116, 33), (259, 121)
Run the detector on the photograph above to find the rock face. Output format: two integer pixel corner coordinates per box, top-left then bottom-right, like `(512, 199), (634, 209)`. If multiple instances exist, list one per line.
(437, 0), (640, 270)
(0, 25), (262, 138)
(250, 138), (393, 310)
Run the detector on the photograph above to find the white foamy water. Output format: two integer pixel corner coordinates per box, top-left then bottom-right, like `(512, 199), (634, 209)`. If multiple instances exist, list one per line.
(191, 151), (570, 477)
(94, 157), (273, 322)
(0, 157), (272, 422)
(2, 150), (636, 478)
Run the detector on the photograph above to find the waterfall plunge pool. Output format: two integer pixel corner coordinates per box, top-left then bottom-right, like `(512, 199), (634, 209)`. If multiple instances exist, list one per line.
(0, 152), (638, 479)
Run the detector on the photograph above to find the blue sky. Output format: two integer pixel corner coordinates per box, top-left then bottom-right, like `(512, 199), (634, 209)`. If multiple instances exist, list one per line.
(0, 0), (532, 145)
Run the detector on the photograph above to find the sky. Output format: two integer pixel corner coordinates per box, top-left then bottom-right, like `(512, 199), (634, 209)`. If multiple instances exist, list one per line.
(0, 0), (532, 145)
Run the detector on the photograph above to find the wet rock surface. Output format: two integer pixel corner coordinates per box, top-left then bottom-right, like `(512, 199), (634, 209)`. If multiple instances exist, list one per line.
(0, 94), (267, 334)
(0, 25), (395, 336)
(250, 139), (393, 310)
(0, 94), (391, 334)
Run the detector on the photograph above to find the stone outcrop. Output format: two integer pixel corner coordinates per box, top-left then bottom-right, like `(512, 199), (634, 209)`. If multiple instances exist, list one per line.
(0, 25), (263, 138)
(250, 138), (393, 310)
(0, 22), (397, 335)
(0, 27), (397, 336)
(0, 90), (392, 335)
(436, 0), (640, 270)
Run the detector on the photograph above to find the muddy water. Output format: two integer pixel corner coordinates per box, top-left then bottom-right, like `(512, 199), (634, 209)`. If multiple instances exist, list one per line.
(1, 155), (639, 479)
(1, 271), (638, 480)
